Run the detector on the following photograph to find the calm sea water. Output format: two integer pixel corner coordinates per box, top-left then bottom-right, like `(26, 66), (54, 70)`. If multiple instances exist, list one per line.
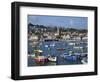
(28, 40), (87, 66)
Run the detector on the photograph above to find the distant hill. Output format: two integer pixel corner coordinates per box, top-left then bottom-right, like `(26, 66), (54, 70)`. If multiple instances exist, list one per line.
(28, 23), (87, 33)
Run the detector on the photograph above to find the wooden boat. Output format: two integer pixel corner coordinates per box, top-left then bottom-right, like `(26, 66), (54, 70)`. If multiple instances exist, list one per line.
(34, 56), (48, 62)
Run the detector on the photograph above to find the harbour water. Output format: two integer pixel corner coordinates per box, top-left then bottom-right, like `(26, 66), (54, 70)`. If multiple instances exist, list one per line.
(28, 40), (88, 66)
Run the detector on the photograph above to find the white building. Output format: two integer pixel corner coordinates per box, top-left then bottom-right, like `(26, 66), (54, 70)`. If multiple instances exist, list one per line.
(29, 34), (38, 41)
(62, 35), (70, 40)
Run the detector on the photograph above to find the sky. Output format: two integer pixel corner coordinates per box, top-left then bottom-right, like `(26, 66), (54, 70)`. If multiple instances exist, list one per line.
(28, 15), (88, 29)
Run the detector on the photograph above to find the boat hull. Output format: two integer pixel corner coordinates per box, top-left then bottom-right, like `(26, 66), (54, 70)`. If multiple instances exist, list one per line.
(34, 56), (48, 62)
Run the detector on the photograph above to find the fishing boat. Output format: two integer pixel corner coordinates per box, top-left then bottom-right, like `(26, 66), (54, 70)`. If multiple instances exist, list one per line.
(48, 56), (57, 62)
(34, 56), (48, 62)
(57, 48), (66, 51)
(33, 50), (48, 62)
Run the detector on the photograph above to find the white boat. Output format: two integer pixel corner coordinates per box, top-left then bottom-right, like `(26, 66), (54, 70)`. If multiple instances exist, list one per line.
(73, 46), (83, 49)
(34, 50), (43, 53)
(45, 45), (48, 47)
(68, 43), (75, 46)
(48, 56), (57, 62)
(28, 54), (35, 58)
(81, 57), (87, 64)
(81, 60), (87, 64)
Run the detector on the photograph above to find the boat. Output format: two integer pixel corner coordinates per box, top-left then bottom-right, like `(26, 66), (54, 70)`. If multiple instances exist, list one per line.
(64, 55), (78, 61)
(28, 53), (35, 58)
(57, 48), (66, 51)
(81, 57), (87, 64)
(45, 45), (49, 47)
(81, 53), (87, 57)
(34, 56), (48, 62)
(48, 56), (57, 62)
(73, 46), (83, 49)
(61, 51), (78, 61)
(68, 43), (75, 46)
(34, 50), (43, 53)
(60, 53), (69, 58)
(74, 53), (81, 59)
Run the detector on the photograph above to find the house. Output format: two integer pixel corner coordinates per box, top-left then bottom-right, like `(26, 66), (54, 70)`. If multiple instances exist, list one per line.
(29, 34), (38, 41)
(62, 35), (71, 40)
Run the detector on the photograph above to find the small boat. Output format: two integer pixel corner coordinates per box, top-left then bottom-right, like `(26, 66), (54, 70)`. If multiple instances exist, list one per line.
(73, 46), (83, 49)
(60, 53), (69, 58)
(28, 53), (35, 58)
(45, 45), (49, 47)
(57, 48), (66, 51)
(68, 43), (75, 46)
(34, 50), (43, 53)
(74, 53), (81, 59)
(81, 57), (87, 64)
(34, 56), (48, 62)
(80, 53), (87, 59)
(64, 55), (77, 61)
(48, 56), (57, 62)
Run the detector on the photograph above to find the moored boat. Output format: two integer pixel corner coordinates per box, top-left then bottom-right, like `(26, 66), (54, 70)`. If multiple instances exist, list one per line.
(60, 53), (69, 58)
(73, 46), (83, 49)
(48, 56), (57, 62)
(81, 57), (87, 64)
(28, 53), (35, 58)
(68, 43), (75, 46)
(34, 56), (48, 62)
(64, 55), (77, 61)
(34, 50), (43, 53)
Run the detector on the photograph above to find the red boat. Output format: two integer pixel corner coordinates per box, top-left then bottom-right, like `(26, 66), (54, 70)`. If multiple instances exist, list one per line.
(34, 56), (48, 62)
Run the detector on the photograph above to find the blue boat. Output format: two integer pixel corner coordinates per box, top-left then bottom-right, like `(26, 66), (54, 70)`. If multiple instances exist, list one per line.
(64, 55), (78, 61)
(61, 52), (81, 61)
